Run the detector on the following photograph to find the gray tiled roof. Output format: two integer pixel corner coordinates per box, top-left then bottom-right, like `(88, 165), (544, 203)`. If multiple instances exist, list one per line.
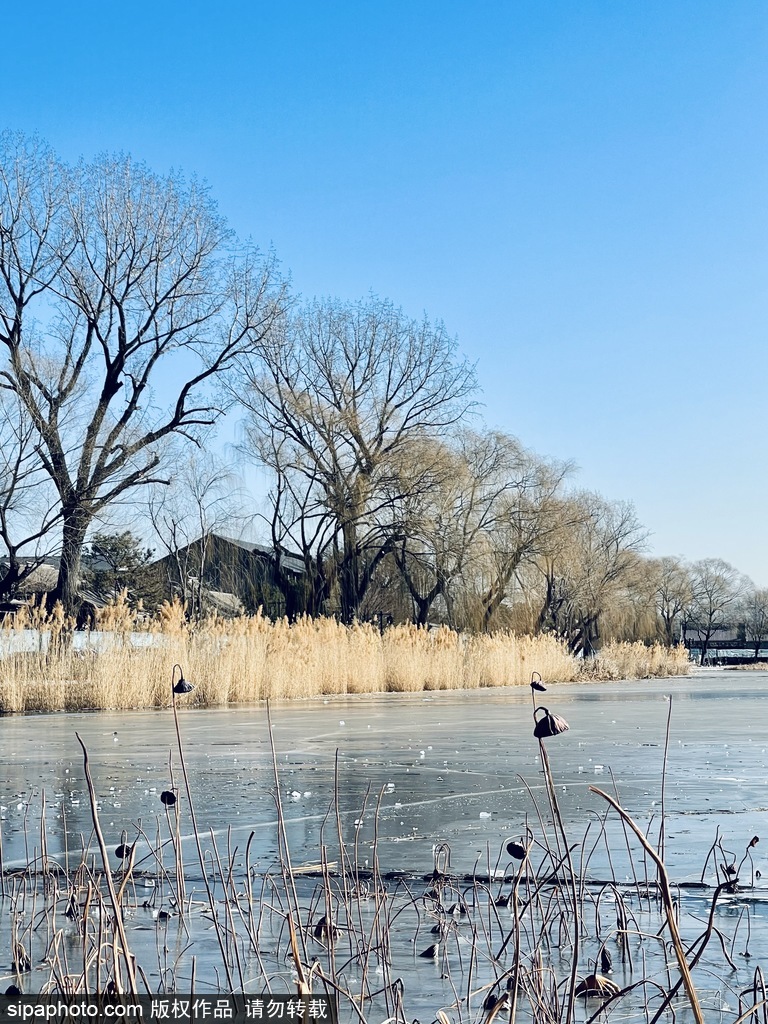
(212, 535), (306, 575)
(0, 561), (59, 594)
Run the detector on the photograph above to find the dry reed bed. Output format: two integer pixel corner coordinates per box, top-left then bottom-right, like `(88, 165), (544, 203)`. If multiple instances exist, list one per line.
(0, 598), (691, 713)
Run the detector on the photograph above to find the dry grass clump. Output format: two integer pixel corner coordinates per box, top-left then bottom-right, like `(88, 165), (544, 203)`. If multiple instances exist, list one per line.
(273, 617), (385, 696)
(583, 641), (691, 680)
(726, 660), (768, 671)
(383, 624), (464, 691)
(465, 630), (580, 687)
(0, 598), (693, 712)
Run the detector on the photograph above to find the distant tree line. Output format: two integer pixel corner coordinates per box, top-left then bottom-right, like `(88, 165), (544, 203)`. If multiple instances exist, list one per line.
(1, 132), (765, 653)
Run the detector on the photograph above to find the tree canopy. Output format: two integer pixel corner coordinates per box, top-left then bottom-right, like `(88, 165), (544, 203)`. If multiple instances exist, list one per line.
(0, 132), (284, 613)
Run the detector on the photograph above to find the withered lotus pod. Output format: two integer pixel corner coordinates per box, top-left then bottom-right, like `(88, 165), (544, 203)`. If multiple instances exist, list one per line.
(482, 991), (501, 1012)
(313, 915), (339, 940)
(114, 843), (132, 859)
(12, 942), (31, 973)
(533, 706), (570, 739)
(484, 990), (511, 1012)
(749, 836), (760, 848)
(530, 672), (547, 692)
(506, 840), (526, 860)
(173, 676), (194, 694)
(160, 790), (177, 806)
(575, 973), (620, 998)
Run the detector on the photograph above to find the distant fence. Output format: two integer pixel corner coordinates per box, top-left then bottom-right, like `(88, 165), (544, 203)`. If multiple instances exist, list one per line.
(0, 629), (158, 656)
(684, 638), (768, 664)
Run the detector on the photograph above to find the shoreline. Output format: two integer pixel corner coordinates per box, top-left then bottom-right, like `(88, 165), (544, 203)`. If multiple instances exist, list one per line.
(0, 664), (708, 719)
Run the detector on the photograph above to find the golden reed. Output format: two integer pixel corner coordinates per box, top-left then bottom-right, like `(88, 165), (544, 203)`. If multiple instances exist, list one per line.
(0, 594), (691, 713)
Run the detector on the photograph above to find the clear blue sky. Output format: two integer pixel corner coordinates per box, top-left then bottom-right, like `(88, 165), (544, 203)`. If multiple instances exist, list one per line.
(3, 1), (767, 581)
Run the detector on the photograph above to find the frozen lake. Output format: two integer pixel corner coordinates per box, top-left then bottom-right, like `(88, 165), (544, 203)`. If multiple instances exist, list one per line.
(2, 668), (766, 876)
(1, 667), (767, 1019)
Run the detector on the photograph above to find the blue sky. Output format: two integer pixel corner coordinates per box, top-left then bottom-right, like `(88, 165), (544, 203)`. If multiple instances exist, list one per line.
(3, 1), (767, 581)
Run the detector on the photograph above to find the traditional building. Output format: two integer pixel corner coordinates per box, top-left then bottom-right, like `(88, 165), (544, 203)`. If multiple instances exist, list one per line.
(151, 533), (307, 618)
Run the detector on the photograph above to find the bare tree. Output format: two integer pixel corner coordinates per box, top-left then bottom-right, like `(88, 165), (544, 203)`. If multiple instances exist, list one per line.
(391, 431), (485, 626)
(256, 432), (337, 618)
(0, 391), (60, 599)
(535, 493), (646, 655)
(739, 587), (768, 661)
(148, 452), (246, 619)
(234, 296), (477, 623)
(0, 132), (283, 614)
(652, 556), (693, 646)
(471, 443), (571, 631)
(685, 558), (745, 664)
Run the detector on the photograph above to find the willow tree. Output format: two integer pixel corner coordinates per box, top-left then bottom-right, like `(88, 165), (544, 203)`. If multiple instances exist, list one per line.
(0, 133), (282, 614)
(235, 296), (477, 623)
(535, 492), (646, 655)
(389, 429), (567, 629)
(472, 442), (571, 631)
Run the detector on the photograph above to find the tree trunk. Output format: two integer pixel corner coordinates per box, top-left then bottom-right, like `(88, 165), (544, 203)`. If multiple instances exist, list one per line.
(53, 508), (90, 617)
(481, 557), (521, 632)
(268, 550), (309, 622)
(535, 575), (561, 634)
(568, 626), (585, 656)
(304, 553), (332, 618)
(482, 576), (510, 632)
(0, 558), (27, 601)
(338, 529), (361, 625)
(584, 614), (600, 656)
(699, 637), (710, 665)
(413, 596), (431, 626)
(395, 546), (442, 627)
